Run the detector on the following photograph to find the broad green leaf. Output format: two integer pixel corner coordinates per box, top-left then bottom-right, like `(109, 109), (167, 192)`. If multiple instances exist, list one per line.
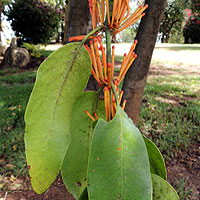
(61, 91), (105, 199)
(87, 106), (152, 200)
(24, 43), (91, 194)
(143, 136), (167, 180)
(152, 174), (179, 200)
(78, 188), (89, 200)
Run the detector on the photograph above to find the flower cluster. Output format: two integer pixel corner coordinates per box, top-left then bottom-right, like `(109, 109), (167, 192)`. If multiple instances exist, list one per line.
(88, 0), (148, 35)
(68, 1), (148, 122)
(85, 36), (137, 121)
(69, 0), (148, 42)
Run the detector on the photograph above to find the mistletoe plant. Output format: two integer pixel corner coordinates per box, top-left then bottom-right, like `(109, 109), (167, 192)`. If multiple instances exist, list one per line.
(25, 0), (179, 199)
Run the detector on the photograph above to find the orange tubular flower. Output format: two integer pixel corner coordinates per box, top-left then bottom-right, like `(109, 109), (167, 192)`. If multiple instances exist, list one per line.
(107, 63), (112, 89)
(85, 110), (95, 121)
(122, 99), (127, 110)
(111, 2), (148, 35)
(85, 37), (108, 86)
(116, 39), (138, 85)
(104, 87), (111, 122)
(111, 46), (115, 79)
(69, 35), (95, 42)
(94, 112), (99, 120)
(94, 38), (104, 81)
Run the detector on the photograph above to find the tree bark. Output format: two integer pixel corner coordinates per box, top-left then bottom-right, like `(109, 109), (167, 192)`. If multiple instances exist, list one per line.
(63, 0), (71, 44)
(67, 0), (92, 39)
(122, 0), (167, 126)
(0, 2), (3, 43)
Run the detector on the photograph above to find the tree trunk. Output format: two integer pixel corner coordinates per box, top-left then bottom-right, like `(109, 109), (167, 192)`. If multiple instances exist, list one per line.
(67, 0), (92, 39)
(122, 0), (167, 126)
(165, 34), (169, 43)
(0, 2), (3, 43)
(63, 0), (71, 44)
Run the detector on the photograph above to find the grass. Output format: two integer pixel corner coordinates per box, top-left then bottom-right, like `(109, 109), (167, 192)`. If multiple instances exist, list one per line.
(139, 74), (200, 159)
(172, 177), (196, 200)
(0, 69), (36, 177)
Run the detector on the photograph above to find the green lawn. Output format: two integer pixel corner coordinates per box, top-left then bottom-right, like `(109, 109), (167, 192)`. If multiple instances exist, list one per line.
(139, 74), (200, 159)
(0, 69), (36, 176)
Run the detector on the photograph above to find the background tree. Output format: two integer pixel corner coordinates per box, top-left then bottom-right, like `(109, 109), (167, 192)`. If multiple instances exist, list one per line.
(5, 0), (63, 44)
(63, 0), (71, 44)
(0, 0), (10, 43)
(42, 0), (66, 42)
(183, 0), (200, 43)
(65, 0), (92, 41)
(159, 0), (184, 43)
(122, 0), (167, 125)
(191, 0), (200, 13)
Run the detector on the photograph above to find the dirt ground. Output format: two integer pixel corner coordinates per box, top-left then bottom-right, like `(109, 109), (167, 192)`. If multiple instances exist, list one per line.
(0, 57), (200, 200)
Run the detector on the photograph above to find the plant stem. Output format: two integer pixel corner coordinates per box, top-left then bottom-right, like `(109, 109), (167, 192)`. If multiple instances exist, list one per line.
(111, 82), (119, 106)
(72, 26), (103, 73)
(79, 26), (103, 48)
(105, 28), (111, 63)
(92, 87), (103, 114)
(105, 27), (119, 106)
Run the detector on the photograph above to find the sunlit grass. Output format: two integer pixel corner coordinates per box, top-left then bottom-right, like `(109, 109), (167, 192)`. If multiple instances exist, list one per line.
(139, 73), (200, 159)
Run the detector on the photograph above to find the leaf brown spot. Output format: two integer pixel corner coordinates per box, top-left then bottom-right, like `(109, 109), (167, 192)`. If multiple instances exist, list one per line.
(77, 182), (82, 187)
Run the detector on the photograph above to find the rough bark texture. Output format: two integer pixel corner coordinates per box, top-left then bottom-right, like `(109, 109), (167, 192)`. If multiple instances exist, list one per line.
(63, 0), (71, 44)
(122, 0), (167, 125)
(67, 0), (92, 38)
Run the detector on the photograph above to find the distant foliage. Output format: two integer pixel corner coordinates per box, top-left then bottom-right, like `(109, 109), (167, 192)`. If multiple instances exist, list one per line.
(159, 0), (184, 43)
(191, 0), (200, 13)
(21, 42), (43, 58)
(183, 15), (200, 43)
(5, 0), (63, 44)
(183, 0), (200, 43)
(117, 28), (136, 43)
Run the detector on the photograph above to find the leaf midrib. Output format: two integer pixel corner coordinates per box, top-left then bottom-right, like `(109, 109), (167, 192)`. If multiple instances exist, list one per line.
(44, 44), (84, 176)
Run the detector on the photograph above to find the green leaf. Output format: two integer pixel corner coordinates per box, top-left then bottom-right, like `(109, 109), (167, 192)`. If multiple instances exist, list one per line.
(87, 106), (152, 200)
(61, 91), (105, 199)
(143, 136), (167, 180)
(24, 43), (91, 194)
(78, 188), (89, 200)
(152, 174), (179, 200)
